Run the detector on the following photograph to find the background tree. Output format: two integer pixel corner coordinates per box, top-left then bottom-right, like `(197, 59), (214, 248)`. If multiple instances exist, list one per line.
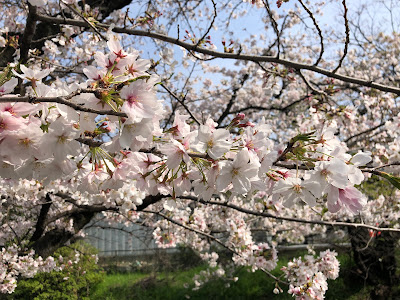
(0, 0), (400, 298)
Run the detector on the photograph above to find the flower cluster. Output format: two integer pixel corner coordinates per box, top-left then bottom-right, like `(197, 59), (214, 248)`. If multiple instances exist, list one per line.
(1, 0), (400, 297)
(0, 245), (60, 294)
(281, 250), (340, 300)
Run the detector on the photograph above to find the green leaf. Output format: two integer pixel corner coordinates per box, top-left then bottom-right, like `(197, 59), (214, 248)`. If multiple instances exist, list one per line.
(0, 65), (14, 87)
(40, 123), (49, 133)
(290, 131), (317, 144)
(321, 207), (329, 217)
(376, 171), (400, 190)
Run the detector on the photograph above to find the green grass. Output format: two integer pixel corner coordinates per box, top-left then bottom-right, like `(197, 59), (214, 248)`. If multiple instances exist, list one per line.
(90, 272), (148, 300)
(90, 252), (368, 300)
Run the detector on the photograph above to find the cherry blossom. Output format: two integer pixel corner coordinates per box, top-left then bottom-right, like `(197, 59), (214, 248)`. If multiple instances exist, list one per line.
(275, 178), (320, 207)
(196, 126), (231, 159)
(0, 78), (17, 96)
(120, 80), (159, 122)
(12, 65), (50, 89)
(327, 185), (367, 214)
(216, 148), (259, 194)
(0, 1), (399, 298)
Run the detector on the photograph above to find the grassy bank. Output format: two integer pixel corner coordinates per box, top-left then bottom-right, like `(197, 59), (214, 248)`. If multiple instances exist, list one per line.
(90, 252), (367, 300)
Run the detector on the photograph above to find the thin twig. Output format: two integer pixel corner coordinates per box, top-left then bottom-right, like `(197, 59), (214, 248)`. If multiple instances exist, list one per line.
(194, 0), (217, 50)
(0, 95), (128, 117)
(63, 2), (107, 41)
(144, 209), (238, 254)
(264, 0), (281, 58)
(177, 195), (400, 234)
(160, 83), (201, 125)
(298, 0), (324, 65)
(35, 13), (400, 95)
(217, 73), (249, 125)
(333, 0), (349, 73)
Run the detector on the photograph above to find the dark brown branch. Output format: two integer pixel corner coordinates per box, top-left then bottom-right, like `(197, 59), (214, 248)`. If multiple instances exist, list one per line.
(298, 0), (324, 65)
(65, 3), (107, 40)
(297, 70), (327, 95)
(83, 0), (134, 19)
(178, 196), (400, 233)
(332, 0), (350, 73)
(263, 0), (281, 58)
(0, 95), (128, 117)
(160, 83), (201, 125)
(32, 228), (74, 258)
(136, 194), (165, 211)
(228, 95), (308, 115)
(195, 0), (217, 50)
(344, 120), (388, 144)
(370, 161), (400, 170)
(34, 13), (400, 95)
(19, 4), (38, 64)
(30, 193), (53, 243)
(217, 73), (249, 125)
(144, 209), (238, 254)
(75, 137), (103, 148)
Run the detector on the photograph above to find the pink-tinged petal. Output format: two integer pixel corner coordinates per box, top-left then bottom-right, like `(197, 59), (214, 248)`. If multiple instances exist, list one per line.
(83, 66), (104, 80)
(242, 163), (259, 179)
(338, 186), (367, 214)
(213, 128), (230, 141)
(303, 181), (323, 198)
(351, 152), (372, 166)
(0, 78), (18, 95)
(329, 172), (349, 189)
(166, 151), (182, 170)
(208, 141), (230, 159)
(19, 65), (30, 75)
(283, 193), (298, 207)
(216, 173), (232, 191)
(272, 179), (291, 194)
(0, 112), (24, 134)
(233, 176), (251, 194)
(327, 185), (341, 213)
(107, 39), (122, 54)
(348, 167), (364, 185)
(233, 148), (250, 168)
(301, 190), (317, 207)
(163, 199), (176, 211)
(198, 125), (211, 142)
(327, 158), (349, 174)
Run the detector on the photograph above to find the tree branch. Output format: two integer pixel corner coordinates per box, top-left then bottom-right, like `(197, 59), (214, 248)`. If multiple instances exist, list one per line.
(217, 73), (249, 125)
(30, 193), (53, 243)
(0, 95), (128, 117)
(298, 0), (324, 65)
(332, 0), (350, 73)
(177, 195), (400, 233)
(160, 83), (201, 125)
(19, 3), (38, 64)
(34, 13), (400, 95)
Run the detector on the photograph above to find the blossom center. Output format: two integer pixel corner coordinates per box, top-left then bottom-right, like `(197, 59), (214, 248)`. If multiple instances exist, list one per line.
(292, 184), (302, 193)
(207, 139), (214, 148)
(232, 167), (239, 176)
(320, 169), (330, 177)
(19, 138), (32, 148)
(58, 134), (68, 144)
(128, 65), (138, 74)
(127, 95), (139, 104)
(246, 140), (254, 150)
